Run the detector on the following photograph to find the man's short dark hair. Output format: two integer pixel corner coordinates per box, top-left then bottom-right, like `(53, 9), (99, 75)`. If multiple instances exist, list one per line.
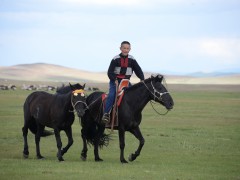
(121, 41), (131, 46)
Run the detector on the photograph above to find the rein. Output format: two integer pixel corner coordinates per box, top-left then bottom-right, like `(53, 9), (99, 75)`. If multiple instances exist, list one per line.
(150, 101), (169, 115)
(87, 95), (103, 109)
(88, 95), (106, 123)
(142, 80), (169, 116)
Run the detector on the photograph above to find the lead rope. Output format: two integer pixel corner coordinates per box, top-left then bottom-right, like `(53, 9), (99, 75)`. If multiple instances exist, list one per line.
(150, 101), (169, 115)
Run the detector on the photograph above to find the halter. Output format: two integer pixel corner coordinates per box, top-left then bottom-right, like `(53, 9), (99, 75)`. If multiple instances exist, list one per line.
(142, 80), (169, 102)
(70, 89), (88, 113)
(142, 79), (170, 115)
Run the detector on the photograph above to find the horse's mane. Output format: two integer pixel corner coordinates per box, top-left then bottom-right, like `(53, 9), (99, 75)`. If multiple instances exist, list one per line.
(125, 78), (152, 92)
(125, 74), (167, 92)
(56, 86), (70, 94)
(56, 83), (84, 94)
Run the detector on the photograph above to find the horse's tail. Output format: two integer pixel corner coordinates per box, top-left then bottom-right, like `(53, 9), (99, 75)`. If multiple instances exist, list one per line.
(99, 133), (111, 148)
(81, 116), (110, 148)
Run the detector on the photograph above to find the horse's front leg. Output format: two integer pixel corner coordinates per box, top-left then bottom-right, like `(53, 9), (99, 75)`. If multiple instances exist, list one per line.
(54, 128), (64, 161)
(128, 126), (145, 162)
(61, 127), (73, 156)
(119, 129), (128, 163)
(81, 128), (88, 161)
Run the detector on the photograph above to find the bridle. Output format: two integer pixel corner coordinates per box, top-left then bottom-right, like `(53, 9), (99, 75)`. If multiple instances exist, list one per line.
(142, 79), (170, 115)
(142, 80), (169, 102)
(70, 90), (88, 113)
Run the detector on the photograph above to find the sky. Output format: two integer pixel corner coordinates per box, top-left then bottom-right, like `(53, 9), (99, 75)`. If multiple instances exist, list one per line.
(0, 0), (240, 74)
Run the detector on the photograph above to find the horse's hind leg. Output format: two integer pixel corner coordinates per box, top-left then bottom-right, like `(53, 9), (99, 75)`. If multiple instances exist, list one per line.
(35, 124), (45, 159)
(128, 126), (145, 162)
(22, 125), (29, 158)
(23, 101), (30, 158)
(54, 128), (64, 161)
(22, 113), (33, 158)
(61, 127), (73, 156)
(119, 128), (128, 163)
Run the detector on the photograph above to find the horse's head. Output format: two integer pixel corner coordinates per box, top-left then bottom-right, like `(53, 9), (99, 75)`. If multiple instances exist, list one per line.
(70, 83), (87, 117)
(145, 74), (174, 110)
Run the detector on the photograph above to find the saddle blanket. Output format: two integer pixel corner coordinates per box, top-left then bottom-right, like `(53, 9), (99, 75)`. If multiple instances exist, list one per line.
(102, 79), (130, 127)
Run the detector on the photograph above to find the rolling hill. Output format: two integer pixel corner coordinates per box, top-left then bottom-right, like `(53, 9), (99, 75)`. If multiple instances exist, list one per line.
(0, 63), (240, 84)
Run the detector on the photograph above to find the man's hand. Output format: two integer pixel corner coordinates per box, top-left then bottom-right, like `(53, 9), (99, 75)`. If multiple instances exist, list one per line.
(115, 79), (119, 85)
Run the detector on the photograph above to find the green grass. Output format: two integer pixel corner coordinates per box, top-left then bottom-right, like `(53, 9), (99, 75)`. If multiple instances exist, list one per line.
(0, 88), (240, 180)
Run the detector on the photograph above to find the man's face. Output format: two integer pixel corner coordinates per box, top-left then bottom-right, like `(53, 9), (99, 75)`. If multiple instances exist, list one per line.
(120, 44), (131, 56)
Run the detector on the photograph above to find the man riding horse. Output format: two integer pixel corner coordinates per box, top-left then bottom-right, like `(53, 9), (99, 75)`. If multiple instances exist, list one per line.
(102, 41), (145, 123)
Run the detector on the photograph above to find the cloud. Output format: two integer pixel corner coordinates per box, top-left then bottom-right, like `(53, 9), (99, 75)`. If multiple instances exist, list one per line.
(58, 0), (240, 8)
(60, 0), (144, 7)
(1, 0), (239, 73)
(57, 0), (211, 9)
(198, 38), (240, 63)
(134, 37), (240, 72)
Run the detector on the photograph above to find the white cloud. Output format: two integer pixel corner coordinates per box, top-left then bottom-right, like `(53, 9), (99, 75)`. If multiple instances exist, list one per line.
(198, 38), (240, 63)
(58, 0), (208, 9)
(60, 0), (144, 6)
(58, 0), (240, 8)
(133, 37), (240, 72)
(1, 0), (240, 73)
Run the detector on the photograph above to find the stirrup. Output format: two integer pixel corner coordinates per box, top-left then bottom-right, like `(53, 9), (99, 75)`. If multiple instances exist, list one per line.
(102, 113), (110, 124)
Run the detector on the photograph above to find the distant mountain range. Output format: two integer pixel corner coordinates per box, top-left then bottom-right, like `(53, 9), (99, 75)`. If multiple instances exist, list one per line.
(185, 71), (240, 77)
(158, 69), (240, 77)
(0, 63), (239, 84)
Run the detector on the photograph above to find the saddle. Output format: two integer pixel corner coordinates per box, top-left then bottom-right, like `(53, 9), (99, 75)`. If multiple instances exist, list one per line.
(102, 79), (129, 107)
(102, 79), (130, 128)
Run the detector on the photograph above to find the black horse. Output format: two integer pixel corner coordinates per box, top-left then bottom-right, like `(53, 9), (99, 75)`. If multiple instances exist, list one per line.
(80, 74), (174, 163)
(22, 83), (87, 161)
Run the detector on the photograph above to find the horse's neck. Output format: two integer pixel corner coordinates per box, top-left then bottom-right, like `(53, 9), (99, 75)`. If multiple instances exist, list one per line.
(57, 86), (71, 94)
(58, 92), (72, 110)
(125, 83), (150, 112)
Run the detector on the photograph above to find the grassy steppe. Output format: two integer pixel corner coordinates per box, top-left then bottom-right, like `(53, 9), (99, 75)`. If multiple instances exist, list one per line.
(0, 87), (239, 180)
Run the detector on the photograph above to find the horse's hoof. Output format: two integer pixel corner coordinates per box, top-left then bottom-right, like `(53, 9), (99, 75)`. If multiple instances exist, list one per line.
(81, 156), (87, 161)
(58, 157), (64, 162)
(95, 158), (103, 162)
(121, 159), (128, 163)
(37, 155), (45, 160)
(23, 153), (29, 159)
(128, 154), (133, 162)
(128, 154), (136, 162)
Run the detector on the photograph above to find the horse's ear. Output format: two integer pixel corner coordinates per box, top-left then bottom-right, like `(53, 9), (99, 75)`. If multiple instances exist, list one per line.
(157, 74), (163, 82)
(69, 83), (74, 90)
(151, 74), (163, 82)
(151, 74), (157, 79)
